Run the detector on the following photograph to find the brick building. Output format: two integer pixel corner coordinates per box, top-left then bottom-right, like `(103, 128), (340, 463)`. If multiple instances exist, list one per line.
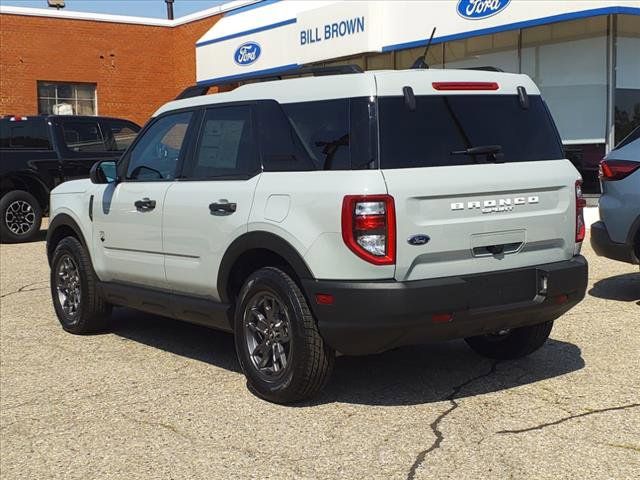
(0, 2), (255, 126)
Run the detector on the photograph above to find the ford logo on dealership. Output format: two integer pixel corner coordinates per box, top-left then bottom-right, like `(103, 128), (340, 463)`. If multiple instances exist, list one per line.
(457, 0), (510, 19)
(234, 42), (261, 66)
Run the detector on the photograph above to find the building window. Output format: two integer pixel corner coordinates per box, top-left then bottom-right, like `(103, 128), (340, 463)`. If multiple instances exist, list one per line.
(615, 14), (640, 145)
(521, 17), (608, 145)
(444, 30), (518, 72)
(37, 82), (97, 116)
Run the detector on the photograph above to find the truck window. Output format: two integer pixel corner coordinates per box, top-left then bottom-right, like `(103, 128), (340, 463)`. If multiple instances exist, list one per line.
(378, 95), (564, 169)
(104, 119), (140, 151)
(61, 120), (107, 152)
(0, 119), (51, 150)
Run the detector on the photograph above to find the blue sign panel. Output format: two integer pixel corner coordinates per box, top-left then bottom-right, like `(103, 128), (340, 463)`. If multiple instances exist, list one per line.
(234, 42), (261, 66)
(457, 0), (511, 20)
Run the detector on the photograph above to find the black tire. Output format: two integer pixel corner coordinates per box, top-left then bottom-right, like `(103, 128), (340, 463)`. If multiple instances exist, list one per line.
(234, 267), (334, 404)
(50, 236), (112, 334)
(465, 320), (554, 360)
(0, 190), (43, 243)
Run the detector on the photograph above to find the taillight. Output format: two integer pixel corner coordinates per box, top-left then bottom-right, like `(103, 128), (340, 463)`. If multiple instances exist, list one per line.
(342, 195), (396, 265)
(432, 82), (499, 91)
(599, 160), (640, 181)
(575, 180), (586, 243)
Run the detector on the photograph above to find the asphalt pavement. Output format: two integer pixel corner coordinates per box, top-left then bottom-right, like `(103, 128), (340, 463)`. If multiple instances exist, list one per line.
(1, 227), (638, 479)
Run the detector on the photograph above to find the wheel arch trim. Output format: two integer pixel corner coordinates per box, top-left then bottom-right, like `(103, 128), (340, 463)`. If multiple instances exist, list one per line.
(46, 213), (89, 266)
(217, 231), (314, 303)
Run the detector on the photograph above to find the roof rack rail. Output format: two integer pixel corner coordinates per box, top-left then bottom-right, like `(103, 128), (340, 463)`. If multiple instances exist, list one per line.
(461, 66), (504, 72)
(175, 64), (364, 100)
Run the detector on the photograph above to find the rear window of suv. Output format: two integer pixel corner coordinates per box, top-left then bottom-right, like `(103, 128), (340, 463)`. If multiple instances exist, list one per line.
(0, 119), (51, 149)
(378, 95), (564, 169)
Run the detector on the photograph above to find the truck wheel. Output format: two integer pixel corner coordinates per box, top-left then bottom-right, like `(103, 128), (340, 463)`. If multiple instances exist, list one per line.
(0, 190), (43, 243)
(465, 320), (554, 360)
(50, 236), (111, 334)
(234, 267), (334, 404)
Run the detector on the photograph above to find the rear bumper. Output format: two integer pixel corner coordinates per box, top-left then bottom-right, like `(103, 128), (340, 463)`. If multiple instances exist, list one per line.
(590, 221), (638, 264)
(303, 256), (588, 355)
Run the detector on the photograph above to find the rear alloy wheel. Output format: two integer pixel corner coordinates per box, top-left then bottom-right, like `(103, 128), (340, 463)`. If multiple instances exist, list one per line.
(0, 190), (42, 243)
(465, 320), (554, 360)
(235, 267), (334, 404)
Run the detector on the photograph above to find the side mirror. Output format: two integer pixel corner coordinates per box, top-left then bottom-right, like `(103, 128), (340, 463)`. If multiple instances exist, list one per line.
(90, 160), (117, 184)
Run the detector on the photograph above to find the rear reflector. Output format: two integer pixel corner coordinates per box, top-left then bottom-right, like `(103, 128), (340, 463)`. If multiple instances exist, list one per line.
(315, 294), (334, 305)
(554, 294), (569, 305)
(575, 180), (586, 243)
(432, 82), (499, 91)
(431, 313), (453, 323)
(599, 160), (640, 181)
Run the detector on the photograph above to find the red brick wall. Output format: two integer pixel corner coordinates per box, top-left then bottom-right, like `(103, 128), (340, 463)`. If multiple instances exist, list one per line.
(0, 12), (221, 126)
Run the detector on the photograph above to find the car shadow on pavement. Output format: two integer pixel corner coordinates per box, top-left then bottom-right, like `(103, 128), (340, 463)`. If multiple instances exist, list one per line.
(110, 308), (241, 374)
(110, 307), (584, 407)
(588, 272), (640, 302)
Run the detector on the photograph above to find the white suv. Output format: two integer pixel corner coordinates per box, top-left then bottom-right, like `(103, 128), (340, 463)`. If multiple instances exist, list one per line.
(47, 68), (588, 403)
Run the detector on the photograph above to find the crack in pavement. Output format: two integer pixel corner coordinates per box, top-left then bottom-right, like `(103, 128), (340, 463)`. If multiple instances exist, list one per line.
(0, 281), (49, 299)
(497, 403), (640, 434)
(120, 413), (193, 441)
(406, 361), (500, 480)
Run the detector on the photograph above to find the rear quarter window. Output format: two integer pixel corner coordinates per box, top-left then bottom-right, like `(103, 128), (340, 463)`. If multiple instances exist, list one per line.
(0, 119), (51, 149)
(379, 95), (564, 169)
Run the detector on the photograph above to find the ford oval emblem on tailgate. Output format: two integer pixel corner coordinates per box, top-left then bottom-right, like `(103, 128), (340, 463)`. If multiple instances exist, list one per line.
(234, 41), (261, 66)
(457, 0), (511, 20)
(408, 234), (430, 246)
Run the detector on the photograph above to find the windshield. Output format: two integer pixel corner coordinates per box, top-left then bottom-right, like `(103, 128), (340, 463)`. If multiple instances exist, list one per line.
(378, 94), (564, 169)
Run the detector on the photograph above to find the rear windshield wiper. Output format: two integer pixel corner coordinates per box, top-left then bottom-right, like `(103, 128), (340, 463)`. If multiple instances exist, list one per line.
(451, 145), (504, 163)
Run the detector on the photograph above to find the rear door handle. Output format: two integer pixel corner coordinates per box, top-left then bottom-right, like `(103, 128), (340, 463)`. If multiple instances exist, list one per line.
(209, 200), (236, 216)
(134, 197), (156, 212)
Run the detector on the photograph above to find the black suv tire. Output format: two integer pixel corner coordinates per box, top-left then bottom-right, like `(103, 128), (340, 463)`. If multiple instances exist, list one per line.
(50, 236), (112, 334)
(234, 267), (334, 404)
(0, 190), (43, 243)
(465, 320), (554, 360)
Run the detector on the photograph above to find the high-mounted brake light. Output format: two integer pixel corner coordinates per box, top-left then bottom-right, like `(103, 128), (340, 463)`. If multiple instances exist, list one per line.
(575, 180), (586, 243)
(432, 82), (499, 91)
(9, 116), (28, 122)
(599, 160), (640, 181)
(342, 195), (396, 265)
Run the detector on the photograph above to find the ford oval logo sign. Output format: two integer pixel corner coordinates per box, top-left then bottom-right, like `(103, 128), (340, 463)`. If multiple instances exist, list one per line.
(408, 234), (430, 246)
(457, 0), (511, 20)
(234, 42), (261, 66)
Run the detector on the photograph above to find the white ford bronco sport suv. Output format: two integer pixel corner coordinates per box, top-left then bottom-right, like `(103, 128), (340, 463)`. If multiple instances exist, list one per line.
(47, 67), (588, 403)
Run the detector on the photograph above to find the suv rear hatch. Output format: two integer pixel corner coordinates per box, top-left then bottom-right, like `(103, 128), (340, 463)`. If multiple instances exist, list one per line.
(375, 71), (580, 281)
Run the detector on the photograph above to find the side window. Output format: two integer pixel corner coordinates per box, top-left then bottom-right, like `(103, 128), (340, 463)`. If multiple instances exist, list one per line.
(105, 120), (140, 151)
(182, 106), (257, 179)
(61, 120), (107, 152)
(282, 99), (350, 170)
(126, 111), (193, 181)
(0, 120), (51, 150)
(255, 100), (315, 172)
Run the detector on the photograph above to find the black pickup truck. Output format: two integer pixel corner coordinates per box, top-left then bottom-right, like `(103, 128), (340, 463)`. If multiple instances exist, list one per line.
(0, 115), (140, 243)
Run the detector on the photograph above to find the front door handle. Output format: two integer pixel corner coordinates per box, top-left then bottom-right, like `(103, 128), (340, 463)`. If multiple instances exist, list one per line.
(209, 200), (237, 216)
(134, 197), (156, 212)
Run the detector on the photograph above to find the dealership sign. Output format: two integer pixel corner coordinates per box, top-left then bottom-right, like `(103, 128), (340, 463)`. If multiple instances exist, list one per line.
(196, 0), (638, 84)
(457, 0), (511, 20)
(234, 41), (261, 66)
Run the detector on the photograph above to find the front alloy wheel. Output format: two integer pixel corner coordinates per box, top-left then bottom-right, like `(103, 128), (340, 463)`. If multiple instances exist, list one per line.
(56, 254), (82, 319)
